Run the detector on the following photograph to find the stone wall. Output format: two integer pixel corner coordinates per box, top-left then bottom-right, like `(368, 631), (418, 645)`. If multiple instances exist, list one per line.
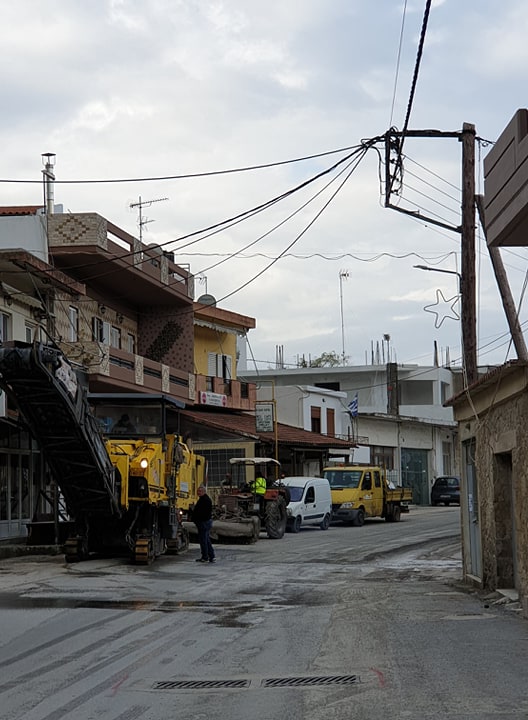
(475, 392), (528, 615)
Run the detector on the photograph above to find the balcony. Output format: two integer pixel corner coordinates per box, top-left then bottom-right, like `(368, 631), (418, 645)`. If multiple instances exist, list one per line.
(48, 213), (193, 308)
(195, 374), (256, 411)
(68, 343), (192, 405)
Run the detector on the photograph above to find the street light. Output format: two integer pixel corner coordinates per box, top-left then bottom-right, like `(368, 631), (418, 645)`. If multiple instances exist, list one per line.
(414, 264), (461, 280)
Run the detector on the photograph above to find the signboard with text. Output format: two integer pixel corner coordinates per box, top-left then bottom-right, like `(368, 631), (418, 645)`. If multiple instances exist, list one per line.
(199, 391), (227, 407)
(255, 402), (274, 432)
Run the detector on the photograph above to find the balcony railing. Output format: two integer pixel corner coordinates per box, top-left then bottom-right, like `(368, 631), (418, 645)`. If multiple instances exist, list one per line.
(195, 374), (256, 411)
(65, 342), (191, 404)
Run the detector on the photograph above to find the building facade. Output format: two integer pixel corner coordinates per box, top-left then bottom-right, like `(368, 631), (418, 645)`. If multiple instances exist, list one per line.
(241, 362), (459, 503)
(0, 205), (260, 541)
(447, 362), (528, 619)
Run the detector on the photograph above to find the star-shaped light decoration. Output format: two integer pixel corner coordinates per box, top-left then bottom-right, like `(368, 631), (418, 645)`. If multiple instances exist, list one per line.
(423, 289), (460, 329)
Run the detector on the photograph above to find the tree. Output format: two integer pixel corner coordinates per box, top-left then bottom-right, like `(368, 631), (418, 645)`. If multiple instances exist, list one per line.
(309, 351), (348, 367)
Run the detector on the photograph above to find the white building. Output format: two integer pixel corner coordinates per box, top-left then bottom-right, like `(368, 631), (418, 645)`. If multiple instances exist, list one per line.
(241, 363), (459, 505)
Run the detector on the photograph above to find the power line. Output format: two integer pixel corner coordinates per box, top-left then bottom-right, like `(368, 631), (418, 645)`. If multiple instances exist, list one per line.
(0, 144), (364, 185)
(195, 153), (363, 277)
(389, 0), (409, 128)
(387, 0), (433, 199)
(41, 146), (369, 287)
(216, 145), (372, 304)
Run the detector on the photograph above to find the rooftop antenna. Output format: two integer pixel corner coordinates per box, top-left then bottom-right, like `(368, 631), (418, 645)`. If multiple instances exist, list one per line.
(130, 196), (168, 243)
(339, 269), (349, 365)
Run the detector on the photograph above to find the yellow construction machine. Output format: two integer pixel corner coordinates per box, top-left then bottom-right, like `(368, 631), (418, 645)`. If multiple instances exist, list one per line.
(0, 341), (205, 564)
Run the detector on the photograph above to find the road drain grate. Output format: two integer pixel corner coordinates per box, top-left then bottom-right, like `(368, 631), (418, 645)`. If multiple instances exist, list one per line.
(154, 680), (250, 690)
(262, 674), (360, 688)
(152, 675), (361, 690)
(153, 674), (360, 691)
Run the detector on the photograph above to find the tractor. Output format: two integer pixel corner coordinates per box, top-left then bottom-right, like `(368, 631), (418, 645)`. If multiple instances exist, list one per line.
(214, 457), (290, 540)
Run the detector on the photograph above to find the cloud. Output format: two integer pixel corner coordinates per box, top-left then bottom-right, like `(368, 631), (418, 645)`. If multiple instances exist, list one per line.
(0, 0), (526, 370)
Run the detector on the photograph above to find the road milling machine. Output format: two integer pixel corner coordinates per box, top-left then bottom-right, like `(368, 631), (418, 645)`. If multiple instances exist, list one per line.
(0, 341), (205, 564)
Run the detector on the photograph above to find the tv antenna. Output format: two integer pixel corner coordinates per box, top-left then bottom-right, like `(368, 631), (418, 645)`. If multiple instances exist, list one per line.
(130, 196), (169, 243)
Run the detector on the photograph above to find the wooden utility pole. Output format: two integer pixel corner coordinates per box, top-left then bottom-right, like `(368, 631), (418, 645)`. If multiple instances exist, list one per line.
(460, 123), (478, 386)
(385, 125), (479, 384)
(476, 195), (528, 361)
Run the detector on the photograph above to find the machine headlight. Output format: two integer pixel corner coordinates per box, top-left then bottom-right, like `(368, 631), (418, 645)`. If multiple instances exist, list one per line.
(341, 501), (354, 508)
(140, 458), (149, 469)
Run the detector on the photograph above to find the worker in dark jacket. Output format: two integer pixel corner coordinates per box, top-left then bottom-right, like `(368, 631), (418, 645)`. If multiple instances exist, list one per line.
(192, 485), (216, 563)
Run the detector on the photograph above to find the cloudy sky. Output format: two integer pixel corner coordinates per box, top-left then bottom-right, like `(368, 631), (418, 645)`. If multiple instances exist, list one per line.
(2, 0), (528, 370)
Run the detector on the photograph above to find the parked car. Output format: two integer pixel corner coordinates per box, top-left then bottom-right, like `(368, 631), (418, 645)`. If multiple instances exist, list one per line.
(281, 476), (332, 532)
(431, 476), (460, 506)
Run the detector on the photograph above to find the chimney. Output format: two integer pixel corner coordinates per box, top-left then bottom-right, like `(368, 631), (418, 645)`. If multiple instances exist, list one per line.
(41, 153), (56, 215)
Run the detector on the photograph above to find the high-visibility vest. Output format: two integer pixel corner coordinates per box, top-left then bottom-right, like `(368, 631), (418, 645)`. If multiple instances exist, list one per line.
(250, 476), (267, 495)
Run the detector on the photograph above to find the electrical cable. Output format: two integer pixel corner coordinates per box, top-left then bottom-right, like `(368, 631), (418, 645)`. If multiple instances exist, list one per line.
(0, 144), (364, 185)
(387, 0), (433, 199)
(195, 153), (362, 277)
(214, 145), (372, 304)
(389, 0), (408, 129)
(39, 145), (370, 286)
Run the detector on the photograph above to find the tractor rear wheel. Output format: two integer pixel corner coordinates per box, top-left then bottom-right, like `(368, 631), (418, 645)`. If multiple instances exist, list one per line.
(265, 496), (288, 539)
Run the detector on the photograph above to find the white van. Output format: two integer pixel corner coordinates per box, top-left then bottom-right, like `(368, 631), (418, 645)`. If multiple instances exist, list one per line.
(281, 476), (332, 532)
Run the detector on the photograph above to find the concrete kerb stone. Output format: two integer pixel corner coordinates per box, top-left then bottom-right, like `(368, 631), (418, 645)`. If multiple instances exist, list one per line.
(0, 543), (62, 560)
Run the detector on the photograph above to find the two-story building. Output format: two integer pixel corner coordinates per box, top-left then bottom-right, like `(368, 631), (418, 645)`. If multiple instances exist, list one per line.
(0, 202), (352, 539)
(241, 362), (460, 504)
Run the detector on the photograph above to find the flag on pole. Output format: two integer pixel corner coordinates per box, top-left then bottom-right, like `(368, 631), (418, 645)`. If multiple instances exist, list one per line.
(348, 393), (358, 417)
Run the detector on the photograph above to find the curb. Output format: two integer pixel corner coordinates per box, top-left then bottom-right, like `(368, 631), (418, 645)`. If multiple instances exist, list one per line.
(0, 544), (63, 560)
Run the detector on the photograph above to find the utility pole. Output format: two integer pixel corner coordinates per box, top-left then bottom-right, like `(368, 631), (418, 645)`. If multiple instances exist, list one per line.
(460, 123), (478, 386)
(385, 126), (478, 387)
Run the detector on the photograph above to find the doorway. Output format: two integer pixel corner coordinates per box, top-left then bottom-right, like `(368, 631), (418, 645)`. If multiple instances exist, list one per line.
(493, 452), (516, 589)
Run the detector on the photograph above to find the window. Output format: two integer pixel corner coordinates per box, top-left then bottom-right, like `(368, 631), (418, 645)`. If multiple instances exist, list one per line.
(305, 487), (315, 503)
(127, 333), (135, 354)
(374, 471), (381, 488)
(442, 441), (452, 475)
(362, 472), (372, 490)
(326, 408), (335, 437)
(372, 446), (394, 470)
(92, 317), (111, 344)
(25, 324), (34, 343)
(68, 306), (79, 342)
(310, 406), (321, 434)
(0, 312), (11, 343)
(110, 326), (121, 349)
(207, 353), (232, 380)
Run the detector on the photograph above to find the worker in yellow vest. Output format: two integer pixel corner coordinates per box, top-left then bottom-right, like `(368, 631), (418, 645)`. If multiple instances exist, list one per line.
(250, 472), (267, 495)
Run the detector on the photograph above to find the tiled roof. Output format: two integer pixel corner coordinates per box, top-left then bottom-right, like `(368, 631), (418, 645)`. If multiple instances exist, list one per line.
(0, 206), (43, 216)
(181, 408), (353, 449)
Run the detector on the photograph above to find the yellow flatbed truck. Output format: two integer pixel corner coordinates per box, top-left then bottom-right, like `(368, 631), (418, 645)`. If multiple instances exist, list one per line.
(322, 465), (412, 526)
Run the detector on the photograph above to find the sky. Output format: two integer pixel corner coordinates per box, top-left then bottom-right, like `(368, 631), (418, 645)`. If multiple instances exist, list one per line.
(2, 0), (528, 371)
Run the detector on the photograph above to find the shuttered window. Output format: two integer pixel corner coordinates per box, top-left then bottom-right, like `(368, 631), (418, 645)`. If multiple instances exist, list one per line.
(207, 353), (233, 379)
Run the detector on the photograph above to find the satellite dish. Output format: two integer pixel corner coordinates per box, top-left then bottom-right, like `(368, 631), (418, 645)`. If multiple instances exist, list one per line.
(197, 294), (217, 306)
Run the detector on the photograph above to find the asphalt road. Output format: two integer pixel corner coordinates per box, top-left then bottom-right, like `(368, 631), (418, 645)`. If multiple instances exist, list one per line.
(0, 506), (527, 720)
